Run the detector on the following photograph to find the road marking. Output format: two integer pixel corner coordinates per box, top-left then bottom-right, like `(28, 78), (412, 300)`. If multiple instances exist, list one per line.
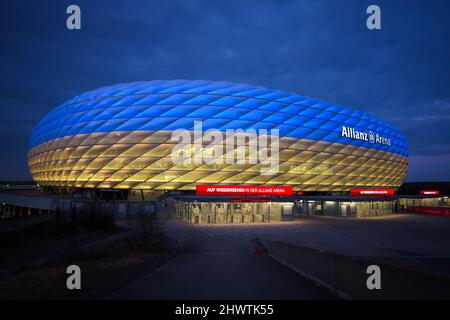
(195, 224), (316, 237)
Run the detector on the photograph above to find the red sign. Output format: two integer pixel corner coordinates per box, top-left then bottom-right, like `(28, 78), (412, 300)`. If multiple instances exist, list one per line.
(230, 198), (270, 202)
(420, 190), (440, 195)
(351, 188), (395, 197)
(196, 185), (293, 196)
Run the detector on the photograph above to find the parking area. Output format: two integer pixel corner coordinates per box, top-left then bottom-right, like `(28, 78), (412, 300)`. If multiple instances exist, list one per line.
(186, 214), (450, 278)
(108, 213), (450, 299)
(193, 221), (317, 237)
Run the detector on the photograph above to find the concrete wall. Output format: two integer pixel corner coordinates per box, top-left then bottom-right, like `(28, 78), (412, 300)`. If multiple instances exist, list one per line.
(267, 240), (450, 299)
(0, 192), (159, 225)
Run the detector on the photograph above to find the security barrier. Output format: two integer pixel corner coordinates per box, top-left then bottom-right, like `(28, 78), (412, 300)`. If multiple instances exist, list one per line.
(267, 240), (450, 299)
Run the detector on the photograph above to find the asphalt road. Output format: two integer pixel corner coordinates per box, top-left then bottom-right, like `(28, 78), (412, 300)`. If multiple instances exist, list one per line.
(108, 214), (450, 299)
(107, 221), (337, 299)
(263, 214), (450, 278)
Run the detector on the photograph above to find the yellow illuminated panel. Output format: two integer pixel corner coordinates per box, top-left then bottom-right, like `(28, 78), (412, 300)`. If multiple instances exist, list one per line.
(28, 130), (408, 191)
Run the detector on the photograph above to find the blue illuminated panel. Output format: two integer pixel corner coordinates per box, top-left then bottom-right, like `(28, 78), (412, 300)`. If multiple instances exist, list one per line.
(29, 80), (408, 157)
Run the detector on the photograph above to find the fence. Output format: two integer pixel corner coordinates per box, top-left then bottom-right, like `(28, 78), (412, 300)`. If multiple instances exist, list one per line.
(267, 240), (450, 299)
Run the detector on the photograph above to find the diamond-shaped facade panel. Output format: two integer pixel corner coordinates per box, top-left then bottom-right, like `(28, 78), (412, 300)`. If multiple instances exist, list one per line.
(27, 80), (408, 191)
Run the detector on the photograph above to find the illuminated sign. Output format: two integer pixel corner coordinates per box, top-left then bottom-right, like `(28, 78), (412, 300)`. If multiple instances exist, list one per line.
(230, 198), (270, 202)
(351, 188), (395, 196)
(420, 190), (440, 195)
(196, 185), (293, 196)
(341, 126), (391, 146)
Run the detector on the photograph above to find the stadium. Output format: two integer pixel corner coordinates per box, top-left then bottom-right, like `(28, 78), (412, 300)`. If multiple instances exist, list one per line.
(27, 80), (409, 222)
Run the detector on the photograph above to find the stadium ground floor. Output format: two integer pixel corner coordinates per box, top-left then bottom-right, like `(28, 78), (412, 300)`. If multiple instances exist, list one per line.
(0, 188), (448, 224)
(173, 195), (449, 224)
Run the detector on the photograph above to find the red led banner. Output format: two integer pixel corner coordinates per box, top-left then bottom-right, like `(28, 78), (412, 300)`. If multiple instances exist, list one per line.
(420, 190), (440, 195)
(351, 188), (395, 196)
(230, 198), (270, 202)
(196, 185), (293, 196)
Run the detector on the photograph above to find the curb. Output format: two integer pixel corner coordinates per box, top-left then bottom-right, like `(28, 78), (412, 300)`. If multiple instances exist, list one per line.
(268, 253), (351, 300)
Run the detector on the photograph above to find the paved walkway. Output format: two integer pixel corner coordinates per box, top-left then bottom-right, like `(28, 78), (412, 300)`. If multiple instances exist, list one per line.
(263, 215), (450, 278)
(194, 221), (316, 237)
(108, 214), (450, 299)
(107, 221), (337, 299)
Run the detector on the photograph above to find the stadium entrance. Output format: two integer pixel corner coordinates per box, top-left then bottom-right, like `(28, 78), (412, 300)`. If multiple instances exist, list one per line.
(175, 200), (292, 224)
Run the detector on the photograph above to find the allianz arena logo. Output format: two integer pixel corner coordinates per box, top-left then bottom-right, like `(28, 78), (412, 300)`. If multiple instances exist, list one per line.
(170, 121), (279, 175)
(341, 126), (391, 146)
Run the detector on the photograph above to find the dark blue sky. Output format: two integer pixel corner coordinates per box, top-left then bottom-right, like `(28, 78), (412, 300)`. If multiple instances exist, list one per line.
(1, 0), (449, 181)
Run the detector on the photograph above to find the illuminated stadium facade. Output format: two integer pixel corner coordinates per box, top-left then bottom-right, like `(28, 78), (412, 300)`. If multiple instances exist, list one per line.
(28, 80), (408, 194)
(26, 80), (411, 221)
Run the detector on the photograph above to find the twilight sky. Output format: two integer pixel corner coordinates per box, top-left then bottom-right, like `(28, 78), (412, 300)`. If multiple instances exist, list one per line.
(0, 0), (449, 181)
